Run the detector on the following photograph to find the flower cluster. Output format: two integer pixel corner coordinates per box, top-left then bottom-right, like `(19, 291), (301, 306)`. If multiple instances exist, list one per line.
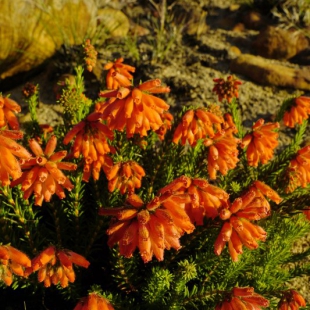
(74, 293), (114, 310)
(216, 287), (269, 309)
(11, 136), (77, 206)
(285, 145), (310, 193)
(63, 112), (114, 182)
(215, 180), (281, 261)
(173, 108), (224, 146)
(29, 246), (89, 288)
(99, 188), (195, 263)
(105, 160), (145, 194)
(242, 119), (279, 167)
(83, 39), (98, 72)
(104, 57), (135, 90)
(0, 245), (31, 286)
(98, 78), (170, 138)
(278, 290), (306, 310)
(212, 75), (242, 103)
(0, 95), (21, 130)
(283, 96), (310, 128)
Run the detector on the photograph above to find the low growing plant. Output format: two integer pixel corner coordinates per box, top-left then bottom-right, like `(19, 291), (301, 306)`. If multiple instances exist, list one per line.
(0, 41), (310, 310)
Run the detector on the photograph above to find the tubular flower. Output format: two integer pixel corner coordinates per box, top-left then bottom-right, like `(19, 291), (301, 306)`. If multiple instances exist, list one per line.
(74, 293), (114, 310)
(29, 246), (90, 288)
(216, 287), (269, 310)
(0, 129), (31, 186)
(278, 290), (306, 310)
(155, 112), (173, 140)
(204, 128), (240, 179)
(11, 135), (77, 206)
(285, 145), (310, 193)
(83, 39), (97, 72)
(104, 160), (146, 194)
(214, 180), (281, 261)
(63, 112), (114, 182)
(212, 75), (242, 103)
(98, 79), (170, 138)
(104, 57), (135, 90)
(0, 245), (31, 286)
(241, 119), (279, 167)
(173, 108), (224, 146)
(159, 176), (229, 225)
(99, 191), (195, 263)
(283, 96), (310, 128)
(303, 207), (310, 221)
(0, 96), (22, 130)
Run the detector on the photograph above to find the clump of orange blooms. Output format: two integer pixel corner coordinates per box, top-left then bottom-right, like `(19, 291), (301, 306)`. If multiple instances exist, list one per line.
(11, 135), (77, 206)
(28, 245), (89, 288)
(105, 160), (145, 194)
(285, 145), (310, 193)
(278, 290), (306, 310)
(242, 119), (279, 167)
(0, 95), (22, 130)
(83, 39), (98, 72)
(216, 287), (269, 310)
(283, 96), (310, 128)
(74, 292), (114, 310)
(214, 180), (281, 261)
(212, 75), (242, 103)
(0, 245), (31, 286)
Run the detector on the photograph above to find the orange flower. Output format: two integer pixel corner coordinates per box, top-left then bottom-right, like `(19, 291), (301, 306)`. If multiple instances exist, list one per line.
(155, 112), (173, 140)
(303, 207), (310, 221)
(99, 191), (195, 263)
(104, 57), (135, 89)
(74, 293), (115, 310)
(83, 39), (97, 72)
(0, 95), (22, 130)
(212, 75), (242, 103)
(29, 245), (90, 288)
(98, 79), (170, 138)
(173, 108), (224, 146)
(241, 119), (279, 167)
(0, 129), (31, 186)
(216, 287), (269, 310)
(11, 135), (77, 206)
(283, 96), (310, 128)
(105, 160), (145, 194)
(159, 176), (229, 225)
(204, 128), (240, 179)
(285, 145), (310, 193)
(63, 112), (114, 182)
(215, 180), (281, 261)
(0, 245), (31, 286)
(278, 290), (306, 310)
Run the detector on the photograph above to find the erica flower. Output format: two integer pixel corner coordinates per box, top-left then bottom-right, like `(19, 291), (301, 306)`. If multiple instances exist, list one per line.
(11, 136), (77, 206)
(285, 145), (310, 193)
(0, 96), (22, 130)
(63, 112), (114, 182)
(105, 160), (145, 194)
(0, 245), (31, 286)
(98, 79), (170, 138)
(159, 176), (229, 225)
(278, 290), (306, 310)
(104, 57), (135, 89)
(212, 75), (242, 103)
(74, 293), (114, 310)
(283, 96), (310, 128)
(215, 180), (281, 261)
(83, 39), (97, 72)
(173, 108), (224, 146)
(155, 112), (173, 140)
(204, 128), (240, 179)
(0, 129), (31, 186)
(303, 207), (310, 221)
(216, 287), (269, 310)
(29, 245), (90, 288)
(242, 119), (279, 167)
(99, 191), (195, 263)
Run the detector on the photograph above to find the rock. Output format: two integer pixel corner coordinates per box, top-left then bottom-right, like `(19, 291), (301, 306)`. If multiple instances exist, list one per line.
(252, 26), (309, 60)
(230, 54), (310, 90)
